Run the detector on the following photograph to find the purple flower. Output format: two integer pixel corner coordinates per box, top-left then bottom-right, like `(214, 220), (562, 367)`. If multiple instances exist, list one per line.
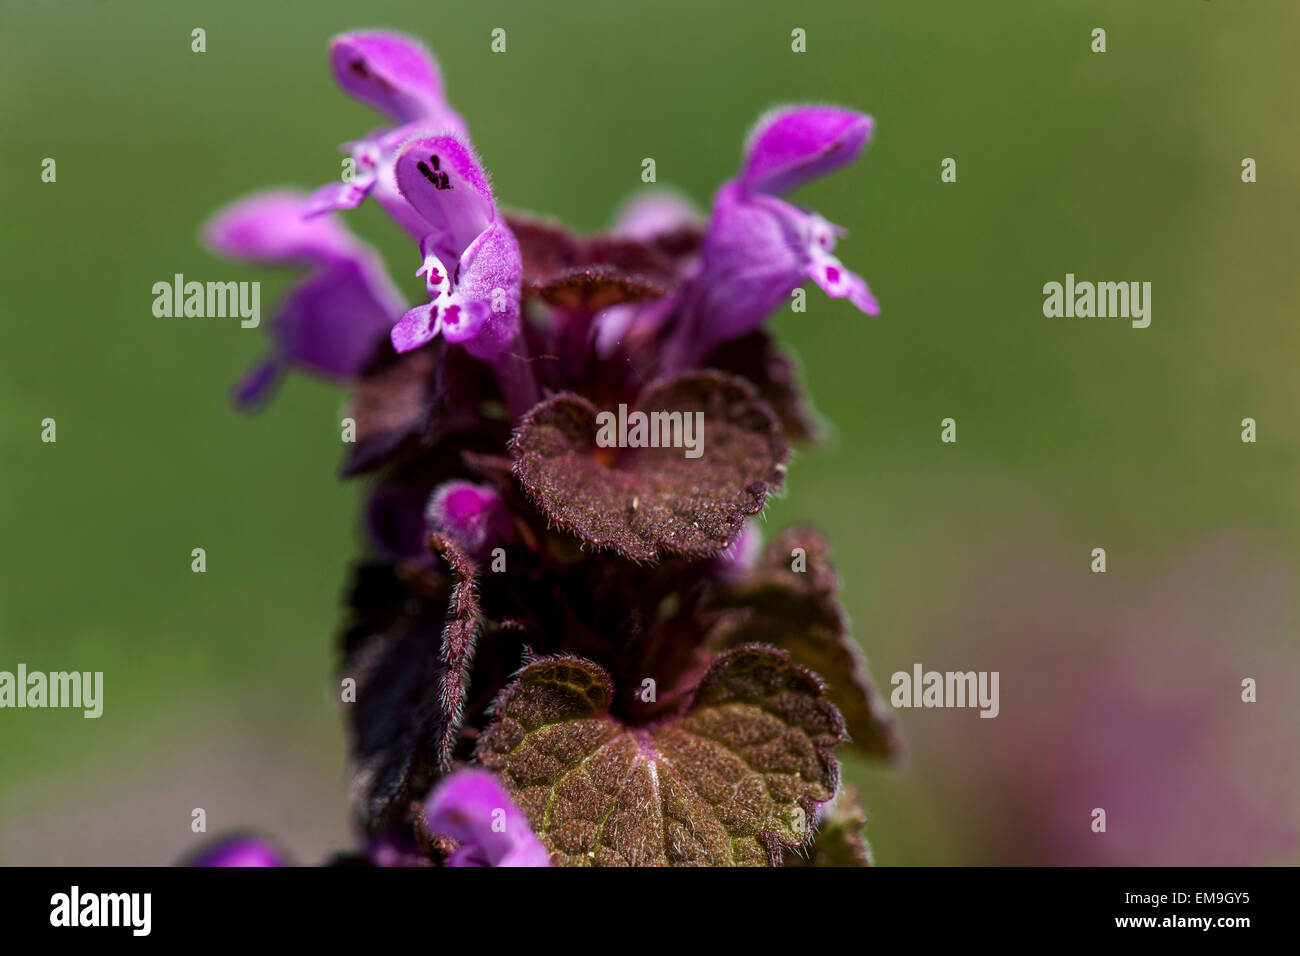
(668, 105), (878, 364)
(329, 31), (456, 125)
(308, 32), (468, 240)
(203, 191), (406, 406)
(186, 835), (287, 867)
(424, 768), (550, 867)
(204, 27), (892, 868)
(388, 135), (523, 362)
(426, 480), (516, 560)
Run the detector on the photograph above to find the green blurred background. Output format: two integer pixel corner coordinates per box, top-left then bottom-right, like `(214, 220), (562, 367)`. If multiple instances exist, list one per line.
(2, 0), (1297, 864)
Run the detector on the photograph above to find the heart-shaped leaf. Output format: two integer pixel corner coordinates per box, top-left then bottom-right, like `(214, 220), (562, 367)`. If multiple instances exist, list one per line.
(510, 370), (788, 561)
(476, 644), (844, 866)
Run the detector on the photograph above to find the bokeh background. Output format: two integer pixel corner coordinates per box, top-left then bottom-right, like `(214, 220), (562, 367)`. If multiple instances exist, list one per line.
(2, 0), (1297, 865)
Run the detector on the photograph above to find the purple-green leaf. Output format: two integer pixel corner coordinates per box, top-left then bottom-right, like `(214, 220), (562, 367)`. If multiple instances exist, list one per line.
(476, 644), (845, 866)
(510, 370), (788, 561)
